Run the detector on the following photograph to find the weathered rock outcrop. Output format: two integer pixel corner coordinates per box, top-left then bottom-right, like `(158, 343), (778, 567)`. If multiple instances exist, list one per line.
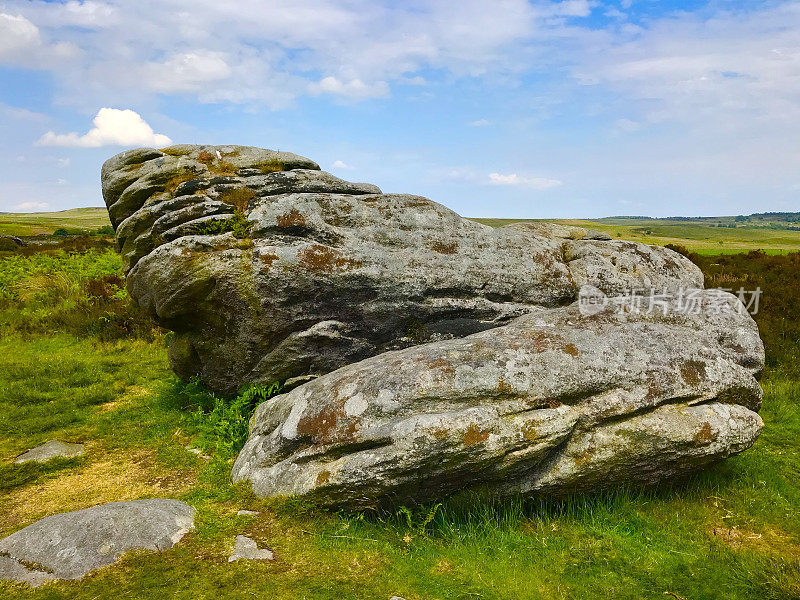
(102, 145), (764, 508)
(102, 145), (703, 395)
(0, 499), (195, 585)
(231, 291), (764, 508)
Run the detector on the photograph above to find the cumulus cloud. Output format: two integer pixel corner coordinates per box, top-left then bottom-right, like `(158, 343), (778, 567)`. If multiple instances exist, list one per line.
(37, 108), (171, 147)
(488, 172), (563, 189)
(469, 119), (491, 127)
(331, 160), (354, 170)
(0, 11), (77, 66)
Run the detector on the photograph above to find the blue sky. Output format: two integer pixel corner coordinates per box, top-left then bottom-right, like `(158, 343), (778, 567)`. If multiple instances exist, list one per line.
(0, 0), (798, 218)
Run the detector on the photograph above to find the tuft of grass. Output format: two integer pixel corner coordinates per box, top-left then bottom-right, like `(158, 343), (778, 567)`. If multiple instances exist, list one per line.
(194, 212), (253, 239)
(254, 159), (284, 174)
(0, 457), (86, 492)
(185, 380), (282, 461)
(219, 187), (256, 213)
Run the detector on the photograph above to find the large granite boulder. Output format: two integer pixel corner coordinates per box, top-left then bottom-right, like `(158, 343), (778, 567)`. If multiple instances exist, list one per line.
(101, 145), (763, 508)
(102, 145), (703, 395)
(231, 290), (764, 508)
(0, 499), (195, 585)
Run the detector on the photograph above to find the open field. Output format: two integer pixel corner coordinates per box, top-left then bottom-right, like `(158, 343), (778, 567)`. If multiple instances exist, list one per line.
(471, 217), (800, 255)
(0, 208), (111, 236)
(0, 218), (799, 599)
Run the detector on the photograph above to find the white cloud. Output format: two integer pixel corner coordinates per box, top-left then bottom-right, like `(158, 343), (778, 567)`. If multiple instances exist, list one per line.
(310, 77), (389, 100)
(488, 172), (563, 189)
(0, 0), (547, 107)
(0, 11), (77, 66)
(0, 13), (41, 60)
(15, 201), (50, 211)
(141, 51), (232, 93)
(574, 3), (800, 130)
(548, 0), (594, 18)
(37, 108), (171, 148)
(469, 119), (491, 127)
(433, 167), (562, 190)
(331, 160), (354, 170)
(56, 157), (70, 168)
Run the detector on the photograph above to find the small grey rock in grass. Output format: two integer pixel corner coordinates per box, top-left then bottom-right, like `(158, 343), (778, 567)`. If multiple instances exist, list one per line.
(0, 499), (195, 583)
(0, 555), (55, 588)
(236, 510), (259, 516)
(389, 596), (407, 600)
(582, 229), (612, 241)
(227, 535), (274, 562)
(14, 440), (85, 464)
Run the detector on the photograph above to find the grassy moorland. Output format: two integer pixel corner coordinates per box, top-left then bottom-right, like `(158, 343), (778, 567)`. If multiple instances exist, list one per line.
(473, 215), (800, 255)
(0, 208), (110, 236)
(0, 229), (799, 599)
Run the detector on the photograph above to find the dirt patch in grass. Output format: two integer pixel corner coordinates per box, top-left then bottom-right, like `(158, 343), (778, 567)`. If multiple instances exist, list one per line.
(710, 525), (800, 560)
(0, 446), (197, 536)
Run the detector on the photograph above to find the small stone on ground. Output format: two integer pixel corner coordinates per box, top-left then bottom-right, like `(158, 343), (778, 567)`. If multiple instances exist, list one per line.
(228, 535), (274, 562)
(14, 440), (85, 464)
(0, 499), (195, 584)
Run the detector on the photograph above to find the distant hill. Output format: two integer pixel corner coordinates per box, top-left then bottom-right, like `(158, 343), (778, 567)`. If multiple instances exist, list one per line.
(0, 207), (111, 236)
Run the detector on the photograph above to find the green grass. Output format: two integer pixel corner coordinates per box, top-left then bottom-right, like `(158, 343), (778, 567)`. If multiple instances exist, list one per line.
(471, 217), (800, 255)
(0, 221), (799, 599)
(0, 208), (111, 236)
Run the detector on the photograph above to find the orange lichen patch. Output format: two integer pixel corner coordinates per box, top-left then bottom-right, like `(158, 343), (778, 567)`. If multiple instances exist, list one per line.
(431, 427), (450, 440)
(296, 405), (345, 443)
(197, 151), (216, 164)
(498, 377), (513, 393)
(463, 424), (489, 446)
(521, 330), (576, 355)
(259, 252), (279, 268)
(680, 359), (707, 385)
(298, 244), (360, 273)
(694, 422), (717, 444)
(546, 399), (563, 409)
(315, 470), (331, 486)
(277, 208), (307, 228)
(430, 241), (457, 254)
(645, 380), (665, 402)
(427, 358), (455, 376)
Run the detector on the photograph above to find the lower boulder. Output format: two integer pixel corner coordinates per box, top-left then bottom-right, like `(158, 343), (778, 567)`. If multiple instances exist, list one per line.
(0, 499), (195, 585)
(232, 289), (764, 509)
